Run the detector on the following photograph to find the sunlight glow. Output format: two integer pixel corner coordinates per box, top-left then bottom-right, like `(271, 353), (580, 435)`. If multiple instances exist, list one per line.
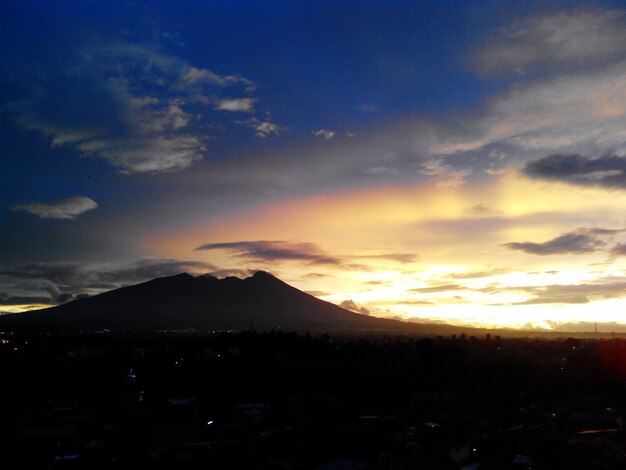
(145, 172), (626, 330)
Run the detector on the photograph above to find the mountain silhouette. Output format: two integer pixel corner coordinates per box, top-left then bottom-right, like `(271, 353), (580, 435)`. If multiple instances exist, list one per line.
(0, 271), (424, 334)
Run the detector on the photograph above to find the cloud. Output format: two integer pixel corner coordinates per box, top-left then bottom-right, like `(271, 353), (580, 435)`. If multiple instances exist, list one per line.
(421, 159), (472, 189)
(235, 118), (286, 138)
(429, 60), (626, 161)
(215, 98), (256, 112)
(95, 135), (205, 174)
(6, 41), (256, 173)
(466, 203), (500, 215)
(136, 102), (190, 133)
(512, 281), (626, 305)
(302, 272), (330, 278)
(503, 231), (605, 255)
(358, 103), (378, 113)
(524, 154), (626, 188)
(181, 66), (253, 87)
(410, 284), (468, 294)
(194, 240), (341, 265)
(96, 258), (216, 284)
(610, 243), (626, 257)
(305, 291), (330, 297)
(312, 129), (335, 140)
(541, 321), (626, 333)
(363, 166), (399, 176)
(449, 268), (509, 279)
(358, 253), (417, 263)
(362, 280), (389, 286)
(395, 300), (434, 306)
(12, 196), (98, 220)
(339, 299), (370, 315)
(208, 268), (255, 278)
(0, 293), (52, 306)
(0, 258), (215, 305)
(475, 9), (626, 75)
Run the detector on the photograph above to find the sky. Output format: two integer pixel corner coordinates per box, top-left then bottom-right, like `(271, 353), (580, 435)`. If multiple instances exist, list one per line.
(4, 0), (626, 331)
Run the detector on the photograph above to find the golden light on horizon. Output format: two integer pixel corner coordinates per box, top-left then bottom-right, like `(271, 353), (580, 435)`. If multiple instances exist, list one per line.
(141, 170), (626, 331)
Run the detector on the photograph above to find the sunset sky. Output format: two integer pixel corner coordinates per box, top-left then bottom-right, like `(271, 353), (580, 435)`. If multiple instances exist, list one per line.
(4, 1), (626, 331)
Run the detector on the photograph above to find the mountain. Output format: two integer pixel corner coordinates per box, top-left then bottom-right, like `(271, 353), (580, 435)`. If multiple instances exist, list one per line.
(0, 271), (427, 334)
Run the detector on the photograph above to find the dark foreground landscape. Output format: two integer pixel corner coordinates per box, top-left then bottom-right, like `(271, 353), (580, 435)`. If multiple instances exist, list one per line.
(4, 330), (626, 469)
(3, 274), (626, 469)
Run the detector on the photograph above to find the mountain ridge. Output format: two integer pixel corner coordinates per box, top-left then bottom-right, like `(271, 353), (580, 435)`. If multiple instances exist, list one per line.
(0, 271), (423, 334)
(2, 272), (608, 338)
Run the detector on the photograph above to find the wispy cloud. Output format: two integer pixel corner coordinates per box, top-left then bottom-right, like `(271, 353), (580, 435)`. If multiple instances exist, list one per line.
(194, 240), (341, 265)
(312, 129), (335, 140)
(430, 60), (626, 162)
(466, 203), (500, 215)
(6, 41), (257, 173)
(182, 66), (253, 87)
(503, 231), (605, 255)
(358, 103), (378, 113)
(449, 268), (509, 279)
(0, 258), (215, 305)
(421, 159), (472, 189)
(609, 243), (626, 257)
(12, 196), (97, 220)
(524, 154), (626, 188)
(363, 166), (399, 176)
(0, 293), (52, 306)
(215, 98), (256, 112)
(235, 118), (286, 138)
(512, 281), (626, 305)
(411, 284), (468, 294)
(357, 253), (417, 263)
(475, 9), (626, 75)
(339, 299), (370, 315)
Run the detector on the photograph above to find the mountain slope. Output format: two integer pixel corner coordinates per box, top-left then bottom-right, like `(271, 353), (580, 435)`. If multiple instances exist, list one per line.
(0, 271), (419, 333)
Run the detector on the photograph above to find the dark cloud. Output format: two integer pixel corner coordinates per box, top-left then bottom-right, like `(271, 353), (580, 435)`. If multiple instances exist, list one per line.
(524, 154), (626, 188)
(208, 268), (255, 278)
(357, 253), (417, 263)
(543, 321), (626, 333)
(343, 263), (375, 272)
(305, 291), (330, 297)
(610, 243), (626, 257)
(194, 240), (342, 265)
(302, 273), (329, 279)
(410, 284), (468, 293)
(0, 258), (215, 306)
(466, 203), (500, 215)
(0, 293), (52, 306)
(512, 281), (626, 305)
(449, 268), (509, 279)
(339, 299), (370, 315)
(2, 259), (213, 286)
(1, 262), (85, 286)
(586, 227), (626, 235)
(97, 259), (216, 284)
(503, 232), (604, 255)
(12, 196), (98, 220)
(395, 300), (434, 305)
(474, 284), (504, 295)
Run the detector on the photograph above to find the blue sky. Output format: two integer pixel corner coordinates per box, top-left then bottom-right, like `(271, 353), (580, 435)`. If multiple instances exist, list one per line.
(5, 1), (626, 331)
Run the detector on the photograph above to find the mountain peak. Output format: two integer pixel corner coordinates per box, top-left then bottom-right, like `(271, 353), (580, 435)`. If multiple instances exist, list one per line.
(174, 272), (194, 279)
(251, 270), (276, 280)
(0, 271), (413, 334)
(197, 273), (219, 280)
